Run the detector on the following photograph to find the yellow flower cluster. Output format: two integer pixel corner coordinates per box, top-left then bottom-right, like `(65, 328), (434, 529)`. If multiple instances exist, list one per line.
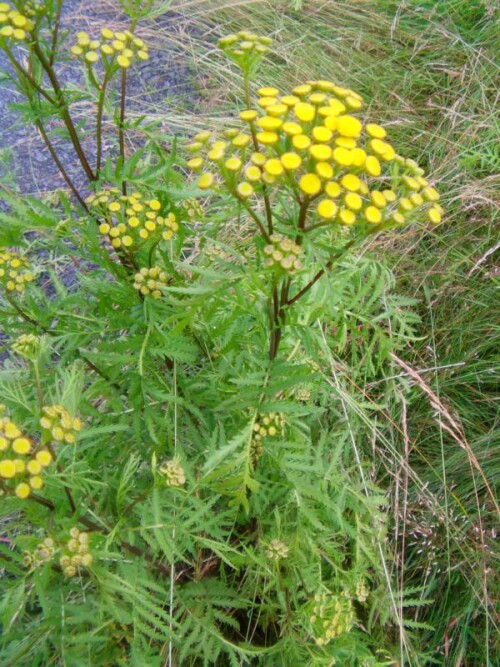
(87, 189), (178, 250)
(250, 412), (286, 464)
(309, 592), (355, 647)
(40, 404), (83, 445)
(71, 28), (149, 68)
(23, 537), (56, 569)
(133, 266), (168, 299)
(0, 406), (53, 499)
(252, 412), (286, 440)
(217, 31), (272, 69)
(0, 3), (34, 42)
(263, 233), (303, 274)
(159, 459), (186, 487)
(59, 528), (93, 577)
(189, 79), (443, 228)
(11, 333), (40, 359)
(264, 538), (289, 561)
(0, 250), (34, 293)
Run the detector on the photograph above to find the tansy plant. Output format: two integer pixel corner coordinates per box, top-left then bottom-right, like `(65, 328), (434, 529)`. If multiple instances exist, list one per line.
(0, 5), (445, 666)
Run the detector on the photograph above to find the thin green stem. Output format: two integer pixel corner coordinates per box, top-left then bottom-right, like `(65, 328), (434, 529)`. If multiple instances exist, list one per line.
(48, 0), (63, 67)
(5, 47), (56, 104)
(119, 66), (127, 195)
(243, 73), (273, 233)
(95, 70), (111, 175)
(4, 293), (121, 392)
(234, 193), (271, 243)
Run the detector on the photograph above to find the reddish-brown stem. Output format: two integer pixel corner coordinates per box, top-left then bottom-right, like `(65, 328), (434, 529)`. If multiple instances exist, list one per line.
(4, 294), (122, 391)
(28, 493), (171, 577)
(36, 120), (90, 211)
(32, 42), (96, 182)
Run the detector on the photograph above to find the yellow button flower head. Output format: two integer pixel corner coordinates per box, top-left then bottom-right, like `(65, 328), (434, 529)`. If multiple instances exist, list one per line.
(294, 102), (315, 123)
(281, 153), (302, 171)
(299, 174), (322, 196)
(317, 199), (338, 220)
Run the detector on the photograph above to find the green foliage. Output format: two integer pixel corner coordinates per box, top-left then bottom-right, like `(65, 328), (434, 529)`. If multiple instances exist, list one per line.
(0, 0), (497, 666)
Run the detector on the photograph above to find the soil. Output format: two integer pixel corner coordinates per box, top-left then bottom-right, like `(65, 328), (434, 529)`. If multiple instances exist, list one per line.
(0, 0), (195, 199)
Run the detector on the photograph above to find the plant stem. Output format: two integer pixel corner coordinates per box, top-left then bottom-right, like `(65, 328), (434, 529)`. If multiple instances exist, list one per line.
(234, 194), (271, 242)
(286, 238), (357, 307)
(4, 293), (122, 392)
(48, 0), (63, 67)
(28, 493), (171, 577)
(95, 70), (111, 175)
(243, 72), (273, 233)
(268, 199), (310, 359)
(5, 292), (39, 327)
(4, 47), (56, 104)
(119, 67), (127, 195)
(32, 42), (96, 182)
(35, 120), (89, 211)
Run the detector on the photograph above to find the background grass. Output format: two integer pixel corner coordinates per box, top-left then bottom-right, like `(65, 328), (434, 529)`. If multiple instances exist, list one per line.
(147, 1), (499, 663)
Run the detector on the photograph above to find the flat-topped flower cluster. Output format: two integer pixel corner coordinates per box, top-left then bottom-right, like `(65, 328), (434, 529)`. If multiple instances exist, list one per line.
(71, 28), (149, 69)
(189, 79), (442, 230)
(0, 406), (53, 499)
(0, 250), (34, 293)
(0, 3), (34, 42)
(87, 189), (178, 250)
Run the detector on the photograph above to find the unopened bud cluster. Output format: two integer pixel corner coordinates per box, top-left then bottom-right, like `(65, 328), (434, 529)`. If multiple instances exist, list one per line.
(264, 539), (289, 561)
(159, 459), (186, 487)
(71, 28), (149, 69)
(133, 267), (167, 299)
(217, 32), (272, 72)
(0, 250), (34, 293)
(252, 412), (286, 440)
(40, 404), (83, 445)
(0, 4), (34, 42)
(309, 592), (355, 646)
(11, 333), (40, 360)
(0, 406), (52, 499)
(59, 528), (93, 577)
(23, 537), (56, 569)
(204, 244), (231, 263)
(355, 578), (370, 603)
(88, 189), (178, 249)
(182, 198), (204, 221)
(263, 234), (303, 274)
(250, 412), (286, 464)
(295, 387), (312, 402)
